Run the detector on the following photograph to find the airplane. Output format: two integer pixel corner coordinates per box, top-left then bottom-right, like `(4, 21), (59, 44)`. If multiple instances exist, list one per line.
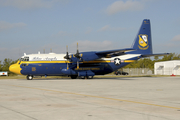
(9, 19), (169, 80)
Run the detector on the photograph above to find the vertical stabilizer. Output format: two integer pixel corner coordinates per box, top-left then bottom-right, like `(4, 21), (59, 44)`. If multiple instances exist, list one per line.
(130, 19), (152, 55)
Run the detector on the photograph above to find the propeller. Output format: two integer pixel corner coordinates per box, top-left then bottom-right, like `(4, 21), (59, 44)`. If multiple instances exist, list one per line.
(74, 43), (81, 69)
(74, 43), (81, 58)
(64, 43), (82, 70)
(64, 46), (70, 69)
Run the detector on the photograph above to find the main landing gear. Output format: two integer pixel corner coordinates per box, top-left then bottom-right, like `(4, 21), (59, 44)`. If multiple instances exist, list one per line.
(70, 75), (94, 79)
(27, 75), (33, 80)
(26, 75), (93, 80)
(81, 76), (94, 79)
(70, 75), (78, 79)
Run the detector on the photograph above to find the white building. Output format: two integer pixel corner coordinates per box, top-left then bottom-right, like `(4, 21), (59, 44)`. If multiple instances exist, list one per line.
(0, 71), (8, 76)
(154, 60), (180, 75)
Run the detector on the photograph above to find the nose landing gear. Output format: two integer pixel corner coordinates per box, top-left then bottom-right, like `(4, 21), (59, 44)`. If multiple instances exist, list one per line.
(27, 75), (33, 80)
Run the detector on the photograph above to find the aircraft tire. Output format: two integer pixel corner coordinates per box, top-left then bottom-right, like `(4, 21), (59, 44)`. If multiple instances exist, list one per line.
(87, 76), (93, 79)
(27, 75), (33, 80)
(70, 75), (77, 79)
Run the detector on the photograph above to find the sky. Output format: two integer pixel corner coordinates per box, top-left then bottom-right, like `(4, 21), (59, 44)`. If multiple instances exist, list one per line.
(0, 0), (180, 61)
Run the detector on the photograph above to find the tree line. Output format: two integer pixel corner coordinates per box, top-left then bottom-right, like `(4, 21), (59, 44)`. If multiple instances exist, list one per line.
(0, 58), (18, 75)
(124, 53), (180, 69)
(0, 53), (179, 75)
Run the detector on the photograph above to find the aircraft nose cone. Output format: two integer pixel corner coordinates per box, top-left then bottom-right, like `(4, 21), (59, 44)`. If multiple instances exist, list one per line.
(9, 64), (22, 75)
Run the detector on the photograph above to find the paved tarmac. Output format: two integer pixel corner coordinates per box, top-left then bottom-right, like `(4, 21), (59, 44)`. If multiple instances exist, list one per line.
(0, 77), (180, 120)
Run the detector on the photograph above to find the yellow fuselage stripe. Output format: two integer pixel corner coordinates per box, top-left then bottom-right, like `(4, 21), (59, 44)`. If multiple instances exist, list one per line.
(20, 60), (135, 64)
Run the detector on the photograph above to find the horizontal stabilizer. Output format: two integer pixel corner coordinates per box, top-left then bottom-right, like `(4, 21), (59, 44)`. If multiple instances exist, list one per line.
(96, 48), (136, 55)
(141, 53), (170, 57)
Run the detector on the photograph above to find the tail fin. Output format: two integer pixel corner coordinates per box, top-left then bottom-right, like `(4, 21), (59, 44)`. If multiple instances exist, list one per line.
(130, 19), (152, 55)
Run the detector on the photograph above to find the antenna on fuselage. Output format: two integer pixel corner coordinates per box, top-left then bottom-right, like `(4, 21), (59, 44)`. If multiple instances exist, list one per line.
(43, 49), (45, 54)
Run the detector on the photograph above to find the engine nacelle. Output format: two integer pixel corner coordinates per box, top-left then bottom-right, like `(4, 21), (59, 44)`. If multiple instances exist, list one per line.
(81, 52), (100, 61)
(69, 52), (100, 62)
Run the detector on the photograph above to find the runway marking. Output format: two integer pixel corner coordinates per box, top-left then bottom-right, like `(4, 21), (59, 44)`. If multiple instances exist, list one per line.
(10, 85), (180, 110)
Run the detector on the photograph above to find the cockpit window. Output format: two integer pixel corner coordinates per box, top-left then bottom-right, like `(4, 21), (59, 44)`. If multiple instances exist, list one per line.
(24, 57), (29, 61)
(21, 57), (29, 61)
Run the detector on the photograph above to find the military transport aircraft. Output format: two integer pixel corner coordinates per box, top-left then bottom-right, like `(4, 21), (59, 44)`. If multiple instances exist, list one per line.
(9, 19), (168, 80)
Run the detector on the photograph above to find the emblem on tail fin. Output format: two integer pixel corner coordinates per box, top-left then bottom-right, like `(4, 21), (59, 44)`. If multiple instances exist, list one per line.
(138, 34), (149, 50)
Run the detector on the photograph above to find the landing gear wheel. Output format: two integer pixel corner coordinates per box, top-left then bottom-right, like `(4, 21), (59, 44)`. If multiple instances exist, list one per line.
(27, 75), (33, 80)
(70, 75), (78, 79)
(87, 76), (93, 79)
(81, 76), (93, 79)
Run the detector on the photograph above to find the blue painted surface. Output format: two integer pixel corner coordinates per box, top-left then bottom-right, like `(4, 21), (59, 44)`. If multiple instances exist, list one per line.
(20, 56), (138, 76)
(128, 19), (152, 55)
(10, 19), (167, 78)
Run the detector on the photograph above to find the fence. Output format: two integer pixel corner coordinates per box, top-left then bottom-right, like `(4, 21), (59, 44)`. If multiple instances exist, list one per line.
(122, 68), (154, 76)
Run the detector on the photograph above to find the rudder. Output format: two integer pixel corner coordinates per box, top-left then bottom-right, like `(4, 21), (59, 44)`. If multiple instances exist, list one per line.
(130, 19), (152, 55)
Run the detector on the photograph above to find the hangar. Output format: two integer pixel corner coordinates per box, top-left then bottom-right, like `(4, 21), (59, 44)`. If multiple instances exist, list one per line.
(154, 60), (180, 75)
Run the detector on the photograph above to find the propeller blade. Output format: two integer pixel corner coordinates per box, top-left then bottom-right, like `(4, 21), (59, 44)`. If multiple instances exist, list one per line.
(67, 61), (69, 70)
(74, 43), (81, 59)
(76, 43), (78, 53)
(64, 46), (70, 70)
(64, 46), (70, 60)
(75, 43), (81, 69)
(77, 60), (79, 69)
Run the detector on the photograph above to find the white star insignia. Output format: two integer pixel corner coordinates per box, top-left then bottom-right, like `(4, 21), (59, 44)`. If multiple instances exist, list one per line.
(114, 58), (121, 65)
(115, 59), (120, 64)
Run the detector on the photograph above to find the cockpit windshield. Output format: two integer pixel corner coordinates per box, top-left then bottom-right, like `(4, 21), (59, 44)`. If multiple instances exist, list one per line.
(20, 57), (29, 61)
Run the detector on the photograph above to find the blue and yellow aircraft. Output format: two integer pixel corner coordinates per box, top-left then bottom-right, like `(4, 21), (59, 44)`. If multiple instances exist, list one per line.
(9, 19), (168, 80)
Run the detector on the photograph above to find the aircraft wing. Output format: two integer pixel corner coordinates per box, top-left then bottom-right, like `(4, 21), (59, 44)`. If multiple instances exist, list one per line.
(141, 53), (170, 57)
(74, 48), (136, 62)
(95, 48), (136, 56)
(78, 49), (169, 62)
